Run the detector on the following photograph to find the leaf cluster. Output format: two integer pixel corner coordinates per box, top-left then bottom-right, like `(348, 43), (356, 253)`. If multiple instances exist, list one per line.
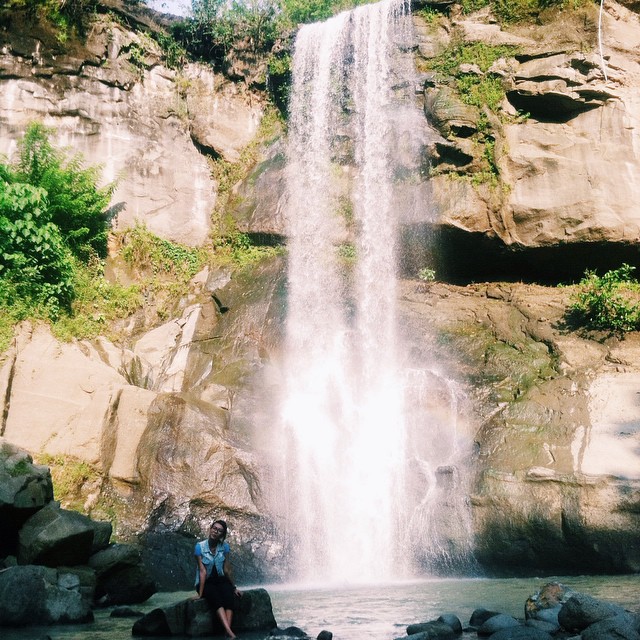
(458, 0), (590, 22)
(0, 123), (114, 327)
(3, 0), (99, 39)
(171, 0), (280, 69)
(568, 264), (640, 333)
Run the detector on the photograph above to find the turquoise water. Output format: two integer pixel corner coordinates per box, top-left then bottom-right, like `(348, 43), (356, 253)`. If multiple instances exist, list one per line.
(2, 575), (639, 639)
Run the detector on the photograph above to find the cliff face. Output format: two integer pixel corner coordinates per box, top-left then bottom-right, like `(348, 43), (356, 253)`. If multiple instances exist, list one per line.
(1, 0), (640, 580)
(0, 2), (263, 246)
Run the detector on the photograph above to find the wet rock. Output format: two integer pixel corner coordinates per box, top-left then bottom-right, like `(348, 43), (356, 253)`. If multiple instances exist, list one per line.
(0, 565), (93, 625)
(469, 608), (501, 628)
(478, 613), (521, 635)
(437, 613), (462, 633)
(525, 582), (575, 630)
(0, 439), (54, 557)
(406, 619), (457, 638)
(89, 543), (156, 606)
(489, 627), (553, 639)
(132, 588), (276, 636)
(558, 593), (628, 632)
(581, 613), (640, 640)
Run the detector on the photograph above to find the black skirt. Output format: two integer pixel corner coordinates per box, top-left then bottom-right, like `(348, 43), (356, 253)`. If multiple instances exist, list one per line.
(200, 573), (236, 611)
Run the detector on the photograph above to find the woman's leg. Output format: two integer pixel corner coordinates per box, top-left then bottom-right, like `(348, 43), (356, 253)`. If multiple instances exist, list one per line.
(216, 607), (236, 638)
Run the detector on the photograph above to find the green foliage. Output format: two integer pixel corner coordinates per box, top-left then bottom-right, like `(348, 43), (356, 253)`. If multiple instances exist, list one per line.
(172, 0), (279, 68)
(3, 0), (99, 38)
(461, 0), (490, 13)
(154, 31), (189, 69)
(337, 242), (356, 263)
(0, 122), (116, 346)
(212, 230), (283, 267)
(37, 453), (100, 511)
(51, 256), (142, 342)
(431, 40), (519, 78)
(418, 267), (436, 282)
(568, 264), (640, 333)
(267, 52), (291, 114)
(0, 180), (75, 319)
(15, 123), (115, 260)
(279, 0), (377, 26)
(415, 6), (445, 26)
(120, 224), (205, 282)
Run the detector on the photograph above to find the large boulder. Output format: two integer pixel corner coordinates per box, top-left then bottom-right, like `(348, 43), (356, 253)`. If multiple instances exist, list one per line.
(0, 565), (93, 625)
(18, 501), (97, 567)
(558, 593), (629, 632)
(0, 439), (53, 557)
(132, 588), (277, 636)
(89, 543), (156, 606)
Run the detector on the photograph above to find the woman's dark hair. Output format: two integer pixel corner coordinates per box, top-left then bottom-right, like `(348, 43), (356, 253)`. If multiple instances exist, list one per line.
(211, 519), (228, 540)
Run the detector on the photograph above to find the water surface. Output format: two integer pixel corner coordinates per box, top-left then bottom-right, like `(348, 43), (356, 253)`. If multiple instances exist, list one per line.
(4, 575), (638, 640)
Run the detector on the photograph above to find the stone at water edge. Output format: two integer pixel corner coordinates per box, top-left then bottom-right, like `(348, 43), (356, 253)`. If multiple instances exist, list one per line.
(132, 588), (277, 636)
(580, 613), (640, 640)
(406, 619), (457, 638)
(89, 543), (156, 606)
(558, 592), (628, 632)
(488, 627), (554, 639)
(477, 613), (521, 635)
(0, 565), (93, 626)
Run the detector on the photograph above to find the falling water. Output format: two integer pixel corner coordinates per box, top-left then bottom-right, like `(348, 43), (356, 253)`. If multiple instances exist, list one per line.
(276, 0), (475, 583)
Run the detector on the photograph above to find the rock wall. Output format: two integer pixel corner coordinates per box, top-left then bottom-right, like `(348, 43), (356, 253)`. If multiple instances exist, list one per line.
(0, 2), (263, 246)
(2, 0), (640, 580)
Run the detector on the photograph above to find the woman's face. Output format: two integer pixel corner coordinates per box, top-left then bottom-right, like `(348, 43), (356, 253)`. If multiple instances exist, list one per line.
(209, 523), (224, 542)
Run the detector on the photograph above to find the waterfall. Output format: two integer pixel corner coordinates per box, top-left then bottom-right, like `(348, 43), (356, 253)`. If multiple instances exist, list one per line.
(275, 0), (476, 583)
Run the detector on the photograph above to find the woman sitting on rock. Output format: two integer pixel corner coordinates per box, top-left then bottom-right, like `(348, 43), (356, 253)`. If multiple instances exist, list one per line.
(194, 519), (241, 638)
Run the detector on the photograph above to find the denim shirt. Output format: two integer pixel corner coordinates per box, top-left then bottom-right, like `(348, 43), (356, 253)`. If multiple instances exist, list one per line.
(194, 539), (229, 586)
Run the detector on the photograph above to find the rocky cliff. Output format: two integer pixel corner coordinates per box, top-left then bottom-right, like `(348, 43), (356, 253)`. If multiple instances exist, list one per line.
(1, 0), (640, 582)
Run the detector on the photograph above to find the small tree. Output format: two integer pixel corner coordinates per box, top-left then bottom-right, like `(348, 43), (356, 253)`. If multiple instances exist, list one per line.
(15, 123), (115, 260)
(0, 180), (74, 317)
(568, 264), (640, 333)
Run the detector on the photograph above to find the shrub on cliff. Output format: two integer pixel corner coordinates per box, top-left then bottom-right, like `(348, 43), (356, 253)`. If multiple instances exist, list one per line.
(568, 264), (640, 333)
(0, 123), (115, 325)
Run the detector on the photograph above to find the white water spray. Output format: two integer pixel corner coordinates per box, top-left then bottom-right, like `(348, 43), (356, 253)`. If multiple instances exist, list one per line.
(275, 0), (476, 583)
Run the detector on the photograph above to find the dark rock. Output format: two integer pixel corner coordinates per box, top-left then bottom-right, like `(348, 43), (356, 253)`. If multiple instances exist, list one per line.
(18, 502), (95, 567)
(406, 620), (457, 638)
(469, 608), (501, 628)
(558, 593), (627, 632)
(0, 439), (54, 557)
(581, 613), (640, 640)
(317, 631), (333, 640)
(489, 627), (554, 639)
(138, 531), (195, 591)
(525, 618), (558, 634)
(478, 613), (520, 635)
(89, 543), (156, 606)
(437, 613), (463, 633)
(132, 588), (276, 636)
(0, 565), (93, 625)
(90, 520), (113, 553)
(281, 627), (308, 637)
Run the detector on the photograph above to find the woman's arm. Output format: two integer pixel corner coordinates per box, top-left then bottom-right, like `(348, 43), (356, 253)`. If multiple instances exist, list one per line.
(223, 557), (241, 596)
(196, 556), (207, 598)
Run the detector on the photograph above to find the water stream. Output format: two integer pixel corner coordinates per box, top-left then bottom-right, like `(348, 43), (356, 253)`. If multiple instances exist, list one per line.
(272, 0), (474, 583)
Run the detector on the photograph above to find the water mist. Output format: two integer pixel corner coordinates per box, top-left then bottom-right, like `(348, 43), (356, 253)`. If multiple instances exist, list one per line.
(273, 0), (476, 584)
